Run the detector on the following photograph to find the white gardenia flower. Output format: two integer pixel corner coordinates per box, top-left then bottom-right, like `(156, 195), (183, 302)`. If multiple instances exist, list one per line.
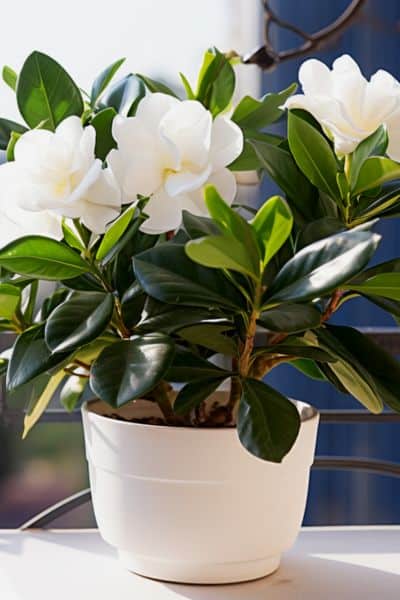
(0, 116), (121, 245)
(283, 54), (400, 159)
(108, 93), (243, 234)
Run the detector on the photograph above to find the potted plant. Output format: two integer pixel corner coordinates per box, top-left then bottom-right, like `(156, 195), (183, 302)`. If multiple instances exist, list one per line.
(1, 49), (400, 584)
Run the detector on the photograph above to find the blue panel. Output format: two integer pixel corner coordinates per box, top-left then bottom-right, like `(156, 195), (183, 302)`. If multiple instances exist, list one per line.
(259, 0), (400, 524)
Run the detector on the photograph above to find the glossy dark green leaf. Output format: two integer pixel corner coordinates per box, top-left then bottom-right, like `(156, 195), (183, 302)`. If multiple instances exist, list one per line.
(0, 236), (90, 280)
(17, 51), (83, 130)
(265, 230), (380, 306)
(350, 126), (388, 190)
(238, 378), (300, 462)
(258, 304), (321, 333)
(120, 281), (146, 328)
(251, 196), (293, 265)
(167, 347), (231, 382)
(316, 326), (383, 413)
(196, 48), (235, 115)
(137, 300), (222, 334)
(178, 323), (236, 355)
(62, 273), (104, 292)
(298, 217), (345, 248)
(250, 140), (317, 220)
(45, 292), (114, 353)
(355, 185), (400, 219)
(261, 338), (333, 362)
(91, 107), (117, 160)
(7, 325), (69, 391)
(232, 83), (297, 129)
(0, 283), (21, 319)
(2, 65), (17, 91)
(0, 118), (27, 150)
(354, 157), (400, 195)
(174, 376), (227, 415)
(290, 358), (326, 381)
(90, 334), (175, 407)
(136, 74), (178, 97)
(100, 74), (145, 117)
(37, 288), (70, 320)
(134, 243), (245, 311)
(182, 211), (220, 239)
(288, 111), (340, 199)
(90, 58), (125, 106)
(321, 325), (400, 412)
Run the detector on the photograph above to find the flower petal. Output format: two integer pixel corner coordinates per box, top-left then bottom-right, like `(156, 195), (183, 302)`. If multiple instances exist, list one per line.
(187, 168), (237, 214)
(140, 189), (184, 234)
(164, 164), (211, 197)
(209, 115), (243, 170)
(135, 93), (179, 133)
(298, 59), (332, 96)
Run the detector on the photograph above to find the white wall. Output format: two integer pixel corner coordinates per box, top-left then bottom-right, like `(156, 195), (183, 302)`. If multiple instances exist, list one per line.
(0, 0), (261, 120)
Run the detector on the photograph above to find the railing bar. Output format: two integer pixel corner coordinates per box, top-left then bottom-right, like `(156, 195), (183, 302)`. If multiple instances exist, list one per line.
(20, 488), (92, 530)
(313, 457), (400, 478)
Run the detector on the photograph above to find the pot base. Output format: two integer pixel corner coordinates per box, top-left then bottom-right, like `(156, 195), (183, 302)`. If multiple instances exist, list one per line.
(118, 550), (281, 584)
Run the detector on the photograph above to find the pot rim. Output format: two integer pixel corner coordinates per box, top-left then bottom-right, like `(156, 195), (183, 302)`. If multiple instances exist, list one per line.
(82, 398), (319, 432)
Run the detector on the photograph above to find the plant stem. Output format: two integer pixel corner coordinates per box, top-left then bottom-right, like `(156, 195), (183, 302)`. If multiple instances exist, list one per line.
(153, 381), (176, 423)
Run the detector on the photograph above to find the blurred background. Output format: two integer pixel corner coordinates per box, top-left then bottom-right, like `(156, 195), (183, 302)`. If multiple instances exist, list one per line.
(1, 0), (400, 528)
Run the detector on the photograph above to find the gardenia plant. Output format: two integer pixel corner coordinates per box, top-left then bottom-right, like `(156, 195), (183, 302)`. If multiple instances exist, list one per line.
(1, 50), (400, 462)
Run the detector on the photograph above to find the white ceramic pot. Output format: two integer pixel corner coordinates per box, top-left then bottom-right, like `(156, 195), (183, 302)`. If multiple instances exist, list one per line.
(82, 395), (319, 584)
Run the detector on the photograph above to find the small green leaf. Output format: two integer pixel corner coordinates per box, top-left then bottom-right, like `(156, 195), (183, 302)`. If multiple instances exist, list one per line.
(251, 196), (293, 266)
(0, 236), (90, 280)
(100, 74), (145, 117)
(179, 72), (195, 99)
(90, 58), (125, 106)
(62, 220), (86, 251)
(0, 118), (27, 150)
(288, 111), (340, 199)
(350, 126), (388, 190)
(91, 107), (117, 161)
(258, 304), (321, 333)
(17, 51), (83, 130)
(96, 205), (135, 261)
(196, 48), (235, 116)
(174, 377), (226, 415)
(238, 378), (300, 462)
(354, 157), (400, 195)
(186, 234), (259, 279)
(136, 74), (178, 96)
(232, 83), (297, 129)
(0, 283), (21, 319)
(6, 130), (22, 161)
(2, 65), (17, 91)
(45, 292), (114, 353)
(178, 323), (236, 355)
(90, 334), (175, 407)
(290, 358), (326, 381)
(345, 272), (400, 301)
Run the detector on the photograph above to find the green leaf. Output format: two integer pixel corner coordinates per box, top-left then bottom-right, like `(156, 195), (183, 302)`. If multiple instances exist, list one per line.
(290, 358), (326, 381)
(137, 301), (222, 334)
(354, 157), (400, 195)
(2, 65), (17, 91)
(196, 48), (235, 115)
(288, 111), (340, 199)
(316, 327), (383, 413)
(90, 334), (175, 407)
(251, 196), (293, 266)
(174, 377), (226, 415)
(203, 185), (261, 272)
(60, 375), (87, 412)
(298, 217), (344, 248)
(345, 272), (400, 301)
(265, 230), (380, 306)
(134, 243), (246, 311)
(62, 220), (86, 251)
(136, 74), (178, 97)
(232, 83), (297, 129)
(17, 51), (83, 130)
(45, 292), (114, 353)
(258, 304), (321, 333)
(90, 58), (125, 106)
(0, 118), (27, 150)
(238, 378), (300, 462)
(7, 325), (69, 391)
(6, 130), (22, 161)
(0, 236), (90, 280)
(179, 72), (195, 99)
(91, 107), (117, 161)
(250, 140), (316, 220)
(350, 126), (388, 190)
(120, 281), (146, 328)
(324, 325), (400, 413)
(178, 323), (236, 355)
(0, 283), (21, 319)
(23, 370), (65, 438)
(167, 347), (230, 382)
(182, 211), (220, 239)
(96, 205), (135, 261)
(100, 74), (145, 117)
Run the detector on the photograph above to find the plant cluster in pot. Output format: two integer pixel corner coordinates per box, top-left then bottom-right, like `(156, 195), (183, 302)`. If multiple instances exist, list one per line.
(1, 49), (400, 584)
